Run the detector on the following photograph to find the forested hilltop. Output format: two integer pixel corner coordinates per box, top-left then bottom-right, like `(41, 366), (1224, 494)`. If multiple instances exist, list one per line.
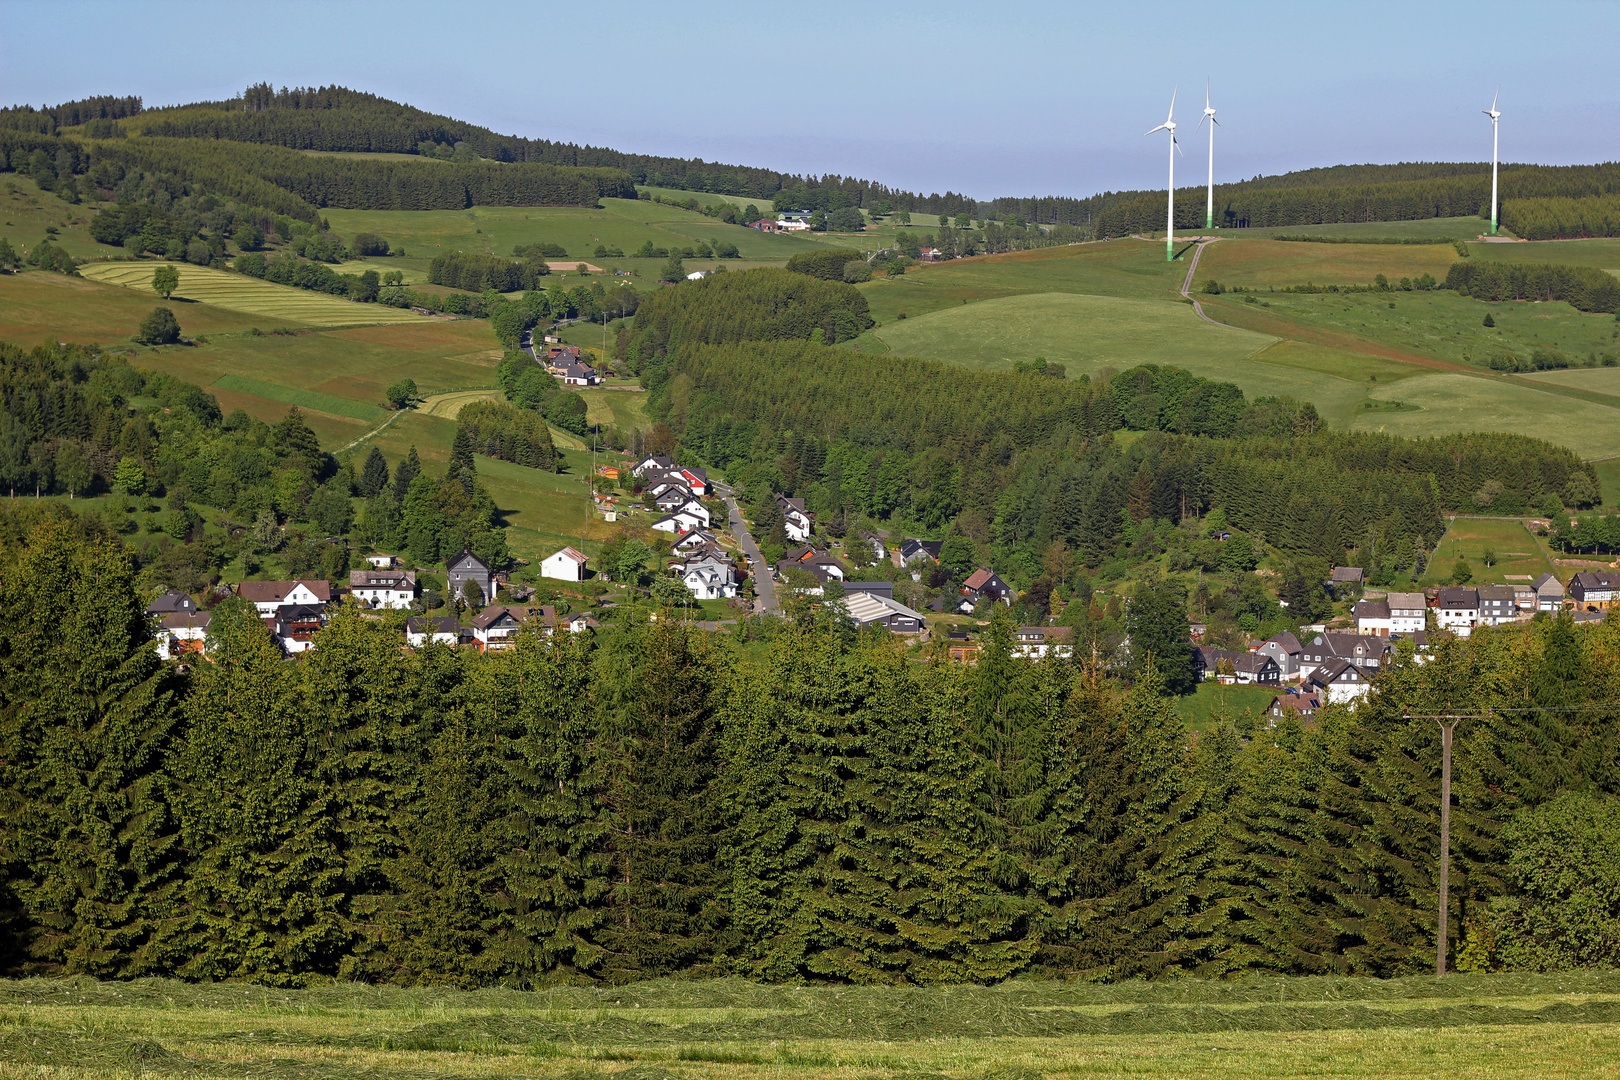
(3, 506), (1619, 985)
(7, 88), (1615, 234)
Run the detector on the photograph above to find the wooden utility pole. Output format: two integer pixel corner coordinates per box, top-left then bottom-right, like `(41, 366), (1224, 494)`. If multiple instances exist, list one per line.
(1435, 715), (1460, 977)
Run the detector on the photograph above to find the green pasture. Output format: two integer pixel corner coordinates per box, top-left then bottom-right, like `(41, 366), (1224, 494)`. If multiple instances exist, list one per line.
(1355, 373), (1620, 458)
(78, 261), (426, 326)
(1, 174), (108, 258)
(1469, 237), (1620, 270)
(4, 972), (1619, 1080)
(1423, 517), (1555, 584)
(1196, 237), (1458, 289)
(1215, 289), (1620, 372)
(1254, 216), (1493, 240)
(577, 386), (649, 433)
(860, 240), (1186, 324)
(209, 374), (386, 421)
(1593, 457), (1620, 509)
(0, 269), (301, 344)
(1176, 681), (1279, 731)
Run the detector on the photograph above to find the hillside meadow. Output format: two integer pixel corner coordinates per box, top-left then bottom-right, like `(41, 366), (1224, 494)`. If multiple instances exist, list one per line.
(2, 973), (1617, 1080)
(78, 261), (428, 326)
(1422, 516), (1556, 584)
(0, 270), (301, 342)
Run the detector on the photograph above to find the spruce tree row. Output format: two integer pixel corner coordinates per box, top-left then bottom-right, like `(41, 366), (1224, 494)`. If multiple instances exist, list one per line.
(3, 508), (1617, 985)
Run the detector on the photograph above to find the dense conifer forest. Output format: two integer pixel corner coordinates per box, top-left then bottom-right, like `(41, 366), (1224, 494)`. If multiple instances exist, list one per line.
(2, 507), (1617, 984)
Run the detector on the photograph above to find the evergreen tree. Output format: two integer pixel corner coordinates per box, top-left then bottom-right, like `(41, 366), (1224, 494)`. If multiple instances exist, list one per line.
(0, 518), (181, 976)
(488, 628), (609, 983)
(401, 473), (444, 565)
(170, 600), (347, 984)
(592, 618), (728, 979)
(359, 446), (390, 498)
(392, 444), (422, 504)
(447, 425), (476, 498)
(271, 407), (324, 478)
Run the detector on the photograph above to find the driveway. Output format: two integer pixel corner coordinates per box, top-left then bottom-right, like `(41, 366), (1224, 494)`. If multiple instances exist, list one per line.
(719, 484), (774, 615)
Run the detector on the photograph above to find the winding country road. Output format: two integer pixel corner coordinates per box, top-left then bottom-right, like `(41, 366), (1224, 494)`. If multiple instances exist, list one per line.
(1180, 238), (1224, 324)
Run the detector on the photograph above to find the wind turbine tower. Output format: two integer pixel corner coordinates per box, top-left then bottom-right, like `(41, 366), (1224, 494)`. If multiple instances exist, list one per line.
(1197, 81), (1219, 230)
(1145, 89), (1183, 262)
(1483, 91), (1501, 236)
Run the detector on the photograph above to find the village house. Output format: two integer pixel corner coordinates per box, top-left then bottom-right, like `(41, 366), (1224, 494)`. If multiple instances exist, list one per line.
(900, 538), (943, 565)
(349, 568), (418, 609)
(1329, 566), (1365, 593)
(1354, 591), (1426, 636)
(1298, 632), (1395, 680)
(1255, 631), (1304, 680)
(652, 499), (712, 535)
(545, 345), (584, 372)
(671, 529), (721, 556)
(858, 532), (887, 562)
(154, 609), (212, 661)
(1477, 584), (1521, 627)
(1014, 625), (1074, 659)
(235, 579), (331, 616)
(146, 589), (198, 619)
(677, 553), (739, 600)
(653, 483), (695, 509)
(776, 494), (814, 542)
(1533, 572), (1566, 612)
(778, 546), (847, 582)
(631, 453), (676, 478)
(1267, 688), (1324, 722)
(471, 605), (529, 651)
(365, 553), (398, 569)
(559, 362), (601, 387)
(959, 568), (1013, 611)
(748, 219), (785, 233)
(446, 550), (496, 606)
(273, 604), (328, 654)
(1193, 647), (1280, 686)
(1307, 658), (1373, 704)
(541, 546), (589, 582)
(844, 590), (927, 634)
(1570, 570), (1620, 610)
(405, 615), (460, 648)
(1434, 586), (1481, 636)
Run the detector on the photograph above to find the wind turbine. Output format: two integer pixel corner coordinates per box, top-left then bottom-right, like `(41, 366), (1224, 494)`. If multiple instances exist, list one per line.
(1196, 81), (1219, 231)
(1483, 91), (1501, 236)
(1145, 89), (1183, 262)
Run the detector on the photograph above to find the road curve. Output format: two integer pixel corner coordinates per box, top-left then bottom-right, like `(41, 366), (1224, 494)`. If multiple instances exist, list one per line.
(1180, 238), (1225, 325)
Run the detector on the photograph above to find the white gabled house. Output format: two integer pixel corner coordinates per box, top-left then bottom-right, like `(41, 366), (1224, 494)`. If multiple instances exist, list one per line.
(541, 546), (589, 582)
(154, 609), (212, 661)
(776, 493), (813, 542)
(471, 605), (529, 651)
(349, 568), (418, 609)
(632, 454), (676, 478)
(1435, 586), (1480, 637)
(1307, 658), (1373, 705)
(236, 579), (331, 616)
(405, 615), (460, 648)
(677, 553), (738, 599)
(671, 529), (720, 556)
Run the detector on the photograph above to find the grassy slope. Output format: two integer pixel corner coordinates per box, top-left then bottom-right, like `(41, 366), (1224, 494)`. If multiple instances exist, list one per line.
(1253, 216), (1494, 240)
(0, 175), (107, 258)
(1423, 517), (1557, 584)
(1197, 238), (1458, 288)
(3, 973), (1618, 1080)
(78, 262), (427, 326)
(1469, 237), (1620, 270)
(0, 270), (303, 344)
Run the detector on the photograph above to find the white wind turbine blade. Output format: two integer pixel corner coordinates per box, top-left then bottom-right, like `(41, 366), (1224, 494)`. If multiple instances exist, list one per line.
(1167, 87), (1178, 123)
(1146, 122), (1170, 136)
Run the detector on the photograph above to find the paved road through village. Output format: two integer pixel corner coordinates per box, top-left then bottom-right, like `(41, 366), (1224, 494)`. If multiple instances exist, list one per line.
(719, 483), (774, 615)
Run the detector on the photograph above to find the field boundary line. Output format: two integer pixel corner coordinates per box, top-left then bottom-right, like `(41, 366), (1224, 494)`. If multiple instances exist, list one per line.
(337, 409), (406, 454)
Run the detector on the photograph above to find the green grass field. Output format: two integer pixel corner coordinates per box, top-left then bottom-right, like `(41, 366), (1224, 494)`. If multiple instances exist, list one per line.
(1196, 238), (1459, 289)
(4, 972), (1618, 1080)
(1469, 237), (1620, 270)
(0, 270), (303, 344)
(874, 290), (1274, 371)
(78, 261), (427, 326)
(1423, 517), (1555, 584)
(1176, 681), (1279, 730)
(0, 174), (109, 259)
(1253, 216), (1493, 240)
(1596, 458), (1620, 509)
(1355, 373), (1620, 458)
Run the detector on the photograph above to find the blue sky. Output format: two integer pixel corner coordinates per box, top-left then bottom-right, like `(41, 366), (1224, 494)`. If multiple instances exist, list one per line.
(2, 0), (1615, 201)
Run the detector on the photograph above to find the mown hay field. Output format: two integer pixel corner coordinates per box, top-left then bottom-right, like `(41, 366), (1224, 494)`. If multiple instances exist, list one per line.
(1255, 216), (1491, 240)
(0, 270), (300, 344)
(1196, 238), (1459, 289)
(1354, 372), (1620, 458)
(1469, 237), (1620, 270)
(2, 973), (1618, 1080)
(1422, 516), (1556, 584)
(77, 261), (427, 326)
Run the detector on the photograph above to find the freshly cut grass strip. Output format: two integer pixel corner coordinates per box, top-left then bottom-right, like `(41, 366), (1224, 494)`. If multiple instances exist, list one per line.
(78, 262), (426, 327)
(210, 375), (386, 421)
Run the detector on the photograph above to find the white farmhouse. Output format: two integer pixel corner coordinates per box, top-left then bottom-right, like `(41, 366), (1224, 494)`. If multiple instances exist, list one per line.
(541, 546), (589, 582)
(349, 568), (418, 609)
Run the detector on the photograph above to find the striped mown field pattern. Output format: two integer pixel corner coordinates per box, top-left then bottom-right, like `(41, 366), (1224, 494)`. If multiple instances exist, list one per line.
(77, 262), (427, 327)
(209, 375), (386, 421)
